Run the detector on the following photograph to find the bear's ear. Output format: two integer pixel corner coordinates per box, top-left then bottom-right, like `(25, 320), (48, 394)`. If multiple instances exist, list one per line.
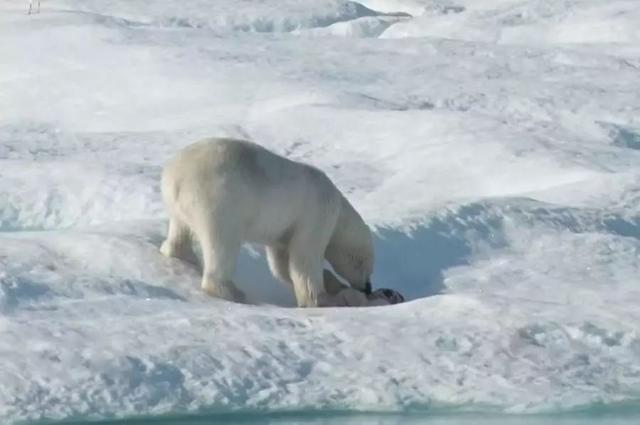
(323, 269), (348, 295)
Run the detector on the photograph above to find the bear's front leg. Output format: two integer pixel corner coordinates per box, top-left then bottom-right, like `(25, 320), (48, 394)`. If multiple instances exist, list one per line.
(288, 250), (325, 308)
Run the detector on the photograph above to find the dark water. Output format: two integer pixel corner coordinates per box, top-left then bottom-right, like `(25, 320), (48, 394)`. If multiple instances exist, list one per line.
(40, 406), (640, 425)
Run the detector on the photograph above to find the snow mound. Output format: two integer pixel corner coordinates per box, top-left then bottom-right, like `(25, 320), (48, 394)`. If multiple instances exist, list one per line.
(60, 0), (388, 33)
(380, 0), (640, 45)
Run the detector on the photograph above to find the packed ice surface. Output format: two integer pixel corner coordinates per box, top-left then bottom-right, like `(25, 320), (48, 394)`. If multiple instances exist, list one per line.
(1, 0), (640, 422)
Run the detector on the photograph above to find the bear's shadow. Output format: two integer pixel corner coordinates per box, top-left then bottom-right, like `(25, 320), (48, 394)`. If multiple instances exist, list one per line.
(233, 218), (474, 307)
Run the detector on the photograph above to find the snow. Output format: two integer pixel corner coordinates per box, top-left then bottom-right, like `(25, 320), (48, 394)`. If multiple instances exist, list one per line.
(1, 0), (640, 422)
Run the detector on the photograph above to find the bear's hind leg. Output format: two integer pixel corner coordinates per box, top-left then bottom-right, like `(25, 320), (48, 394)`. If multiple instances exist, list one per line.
(266, 246), (293, 286)
(160, 217), (198, 266)
(197, 221), (246, 303)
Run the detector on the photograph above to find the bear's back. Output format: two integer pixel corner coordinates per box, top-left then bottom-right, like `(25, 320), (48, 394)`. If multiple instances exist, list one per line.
(177, 138), (336, 197)
(174, 138), (342, 244)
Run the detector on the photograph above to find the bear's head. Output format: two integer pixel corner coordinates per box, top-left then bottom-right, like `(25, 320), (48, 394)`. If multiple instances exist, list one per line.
(326, 199), (374, 294)
(326, 248), (373, 294)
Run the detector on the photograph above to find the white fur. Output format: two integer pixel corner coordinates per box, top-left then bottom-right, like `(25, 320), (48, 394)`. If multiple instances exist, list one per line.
(160, 138), (374, 307)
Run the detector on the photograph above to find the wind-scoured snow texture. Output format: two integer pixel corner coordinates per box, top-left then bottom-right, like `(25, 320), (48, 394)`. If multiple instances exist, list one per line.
(1, 0), (640, 423)
(380, 0), (640, 44)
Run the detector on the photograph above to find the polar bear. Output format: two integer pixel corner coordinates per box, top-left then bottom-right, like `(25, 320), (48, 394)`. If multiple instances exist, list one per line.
(160, 137), (374, 307)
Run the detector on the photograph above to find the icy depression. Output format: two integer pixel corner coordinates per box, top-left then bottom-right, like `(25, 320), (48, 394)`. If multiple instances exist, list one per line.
(1, 0), (640, 422)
